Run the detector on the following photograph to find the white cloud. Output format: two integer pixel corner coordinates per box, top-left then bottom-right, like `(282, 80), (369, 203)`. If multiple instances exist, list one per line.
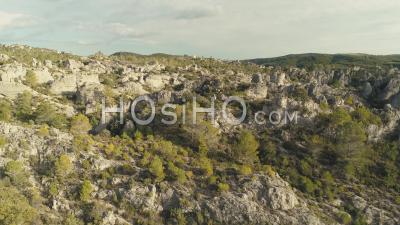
(0, 11), (33, 30)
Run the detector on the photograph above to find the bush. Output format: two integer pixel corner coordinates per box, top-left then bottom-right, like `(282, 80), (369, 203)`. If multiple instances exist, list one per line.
(104, 143), (122, 159)
(0, 135), (7, 148)
(233, 130), (260, 164)
(299, 176), (316, 194)
(80, 180), (93, 202)
(263, 165), (276, 178)
(37, 125), (50, 137)
(330, 108), (352, 126)
(15, 91), (33, 121)
(238, 165), (252, 176)
(217, 182), (230, 192)
(149, 156), (165, 182)
(0, 99), (12, 121)
(198, 157), (213, 177)
(24, 70), (38, 88)
(5, 160), (29, 187)
(0, 185), (38, 224)
(70, 114), (92, 135)
(168, 162), (187, 184)
(337, 211), (352, 225)
(54, 154), (73, 179)
(34, 101), (68, 129)
(72, 134), (94, 152)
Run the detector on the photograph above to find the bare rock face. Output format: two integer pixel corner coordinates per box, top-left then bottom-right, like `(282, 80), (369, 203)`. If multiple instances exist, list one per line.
(50, 74), (78, 95)
(352, 196), (399, 225)
(362, 82), (373, 98)
(247, 85), (268, 100)
(64, 59), (83, 72)
(0, 62), (27, 82)
(379, 78), (400, 101)
(203, 175), (323, 225)
(34, 67), (54, 84)
(0, 82), (31, 98)
(0, 54), (10, 62)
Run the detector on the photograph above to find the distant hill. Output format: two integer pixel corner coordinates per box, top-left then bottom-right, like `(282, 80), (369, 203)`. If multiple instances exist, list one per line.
(244, 53), (400, 69)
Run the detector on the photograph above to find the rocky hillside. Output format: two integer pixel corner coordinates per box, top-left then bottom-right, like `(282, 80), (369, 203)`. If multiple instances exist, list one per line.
(0, 44), (399, 225)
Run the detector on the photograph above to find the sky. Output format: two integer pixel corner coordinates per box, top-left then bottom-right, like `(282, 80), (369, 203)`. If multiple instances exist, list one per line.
(0, 0), (400, 59)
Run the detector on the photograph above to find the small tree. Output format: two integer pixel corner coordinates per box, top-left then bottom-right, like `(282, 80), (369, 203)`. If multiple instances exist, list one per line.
(34, 101), (67, 129)
(15, 91), (33, 121)
(0, 99), (12, 121)
(24, 70), (38, 88)
(233, 130), (260, 164)
(70, 114), (92, 135)
(5, 160), (29, 187)
(149, 156), (165, 182)
(80, 180), (93, 202)
(54, 154), (73, 179)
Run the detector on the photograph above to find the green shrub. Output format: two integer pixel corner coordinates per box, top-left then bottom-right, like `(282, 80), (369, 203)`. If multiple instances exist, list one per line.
(5, 160), (29, 187)
(233, 130), (260, 164)
(149, 156), (165, 182)
(0, 135), (7, 148)
(34, 101), (68, 129)
(37, 125), (50, 137)
(0, 99), (12, 121)
(217, 182), (230, 192)
(337, 211), (352, 225)
(299, 176), (316, 194)
(79, 180), (93, 202)
(15, 91), (33, 121)
(70, 114), (92, 135)
(24, 70), (38, 88)
(104, 143), (122, 159)
(198, 157), (213, 177)
(330, 108), (352, 126)
(167, 162), (187, 184)
(72, 134), (94, 152)
(238, 165), (252, 176)
(0, 185), (38, 224)
(54, 154), (73, 179)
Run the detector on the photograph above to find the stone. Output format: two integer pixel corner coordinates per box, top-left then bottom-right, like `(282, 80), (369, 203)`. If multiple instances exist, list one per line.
(379, 78), (400, 101)
(361, 82), (373, 98)
(268, 186), (299, 210)
(33, 68), (54, 84)
(50, 74), (77, 95)
(64, 59), (83, 72)
(0, 63), (27, 82)
(0, 54), (10, 62)
(251, 74), (263, 83)
(0, 82), (30, 99)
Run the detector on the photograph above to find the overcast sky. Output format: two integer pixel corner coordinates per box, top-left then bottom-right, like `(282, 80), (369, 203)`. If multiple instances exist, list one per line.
(0, 0), (399, 59)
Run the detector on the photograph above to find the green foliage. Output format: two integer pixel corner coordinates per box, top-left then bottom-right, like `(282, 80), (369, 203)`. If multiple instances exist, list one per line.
(149, 156), (165, 182)
(49, 181), (58, 198)
(15, 91), (33, 122)
(238, 165), (252, 176)
(37, 125), (50, 137)
(24, 70), (38, 88)
(233, 130), (260, 164)
(5, 160), (29, 187)
(0, 185), (38, 225)
(72, 134), (94, 152)
(198, 157), (213, 177)
(299, 176), (316, 194)
(70, 114), (92, 135)
(330, 108), (352, 126)
(337, 211), (352, 225)
(80, 180), (93, 202)
(54, 154), (73, 179)
(0, 135), (7, 148)
(352, 106), (382, 126)
(0, 99), (12, 121)
(217, 182), (230, 192)
(167, 162), (187, 184)
(63, 213), (84, 225)
(104, 143), (122, 159)
(34, 101), (68, 129)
